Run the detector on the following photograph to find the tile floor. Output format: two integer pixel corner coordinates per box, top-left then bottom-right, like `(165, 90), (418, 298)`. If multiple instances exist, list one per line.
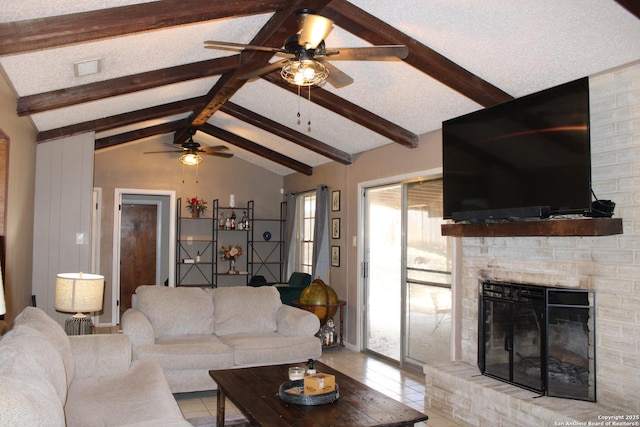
(174, 348), (461, 427)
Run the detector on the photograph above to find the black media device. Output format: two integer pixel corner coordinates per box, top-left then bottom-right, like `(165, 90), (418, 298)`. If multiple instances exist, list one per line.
(443, 77), (593, 221)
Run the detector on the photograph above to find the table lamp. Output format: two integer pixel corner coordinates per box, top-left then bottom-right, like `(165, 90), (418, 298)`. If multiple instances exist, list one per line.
(55, 272), (104, 335)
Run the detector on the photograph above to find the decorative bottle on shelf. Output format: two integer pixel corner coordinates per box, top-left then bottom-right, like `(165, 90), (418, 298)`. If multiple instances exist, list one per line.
(196, 251), (201, 263)
(230, 211), (236, 230)
(241, 211), (249, 230)
(218, 213), (225, 230)
(224, 214), (231, 230)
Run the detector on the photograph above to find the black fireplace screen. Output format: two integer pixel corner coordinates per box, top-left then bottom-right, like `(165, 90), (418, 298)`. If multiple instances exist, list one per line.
(478, 280), (595, 401)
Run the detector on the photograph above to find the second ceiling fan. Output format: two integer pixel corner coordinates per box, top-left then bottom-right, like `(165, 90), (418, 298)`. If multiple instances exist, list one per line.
(204, 8), (409, 88)
(144, 131), (232, 166)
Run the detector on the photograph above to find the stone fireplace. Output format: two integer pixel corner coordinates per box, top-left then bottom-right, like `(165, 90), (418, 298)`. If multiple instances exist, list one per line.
(423, 62), (640, 426)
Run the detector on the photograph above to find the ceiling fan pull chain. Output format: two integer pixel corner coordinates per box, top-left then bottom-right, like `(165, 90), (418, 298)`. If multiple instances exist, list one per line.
(296, 85), (302, 125)
(307, 85), (312, 132)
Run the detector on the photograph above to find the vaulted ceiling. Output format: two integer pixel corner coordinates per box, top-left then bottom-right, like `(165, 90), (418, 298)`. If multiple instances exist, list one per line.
(1, 1), (639, 176)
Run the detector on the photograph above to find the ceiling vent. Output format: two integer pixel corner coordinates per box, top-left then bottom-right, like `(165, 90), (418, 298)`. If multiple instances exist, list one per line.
(73, 58), (102, 77)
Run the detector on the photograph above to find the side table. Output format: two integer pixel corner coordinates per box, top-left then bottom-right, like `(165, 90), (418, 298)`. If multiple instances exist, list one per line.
(292, 300), (345, 349)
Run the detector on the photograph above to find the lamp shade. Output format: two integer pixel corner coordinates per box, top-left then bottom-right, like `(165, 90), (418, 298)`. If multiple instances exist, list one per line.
(55, 273), (104, 313)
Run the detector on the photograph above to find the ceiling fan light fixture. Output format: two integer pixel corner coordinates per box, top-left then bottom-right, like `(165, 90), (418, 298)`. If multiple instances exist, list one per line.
(281, 59), (328, 87)
(180, 152), (203, 166)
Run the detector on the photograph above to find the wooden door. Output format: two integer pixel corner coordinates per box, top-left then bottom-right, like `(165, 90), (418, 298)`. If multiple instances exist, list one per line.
(120, 203), (157, 317)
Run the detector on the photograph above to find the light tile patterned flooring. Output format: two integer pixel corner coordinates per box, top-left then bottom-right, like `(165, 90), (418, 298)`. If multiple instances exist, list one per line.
(175, 348), (461, 427)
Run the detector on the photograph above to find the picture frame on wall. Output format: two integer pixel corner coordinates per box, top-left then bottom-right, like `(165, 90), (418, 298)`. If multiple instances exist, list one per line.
(332, 218), (340, 239)
(331, 246), (340, 267)
(332, 190), (340, 212)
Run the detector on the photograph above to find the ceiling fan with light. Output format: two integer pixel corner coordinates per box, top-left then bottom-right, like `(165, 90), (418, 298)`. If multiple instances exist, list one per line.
(144, 130), (232, 166)
(204, 8), (409, 88)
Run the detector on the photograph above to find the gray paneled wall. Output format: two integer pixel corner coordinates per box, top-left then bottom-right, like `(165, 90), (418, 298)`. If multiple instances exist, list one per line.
(32, 133), (95, 326)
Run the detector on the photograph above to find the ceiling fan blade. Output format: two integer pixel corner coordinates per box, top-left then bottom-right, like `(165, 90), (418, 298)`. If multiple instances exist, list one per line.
(322, 61), (354, 88)
(238, 59), (287, 80)
(199, 145), (230, 153)
(299, 14), (333, 49)
(203, 152), (234, 158)
(204, 40), (285, 53)
(325, 45), (409, 61)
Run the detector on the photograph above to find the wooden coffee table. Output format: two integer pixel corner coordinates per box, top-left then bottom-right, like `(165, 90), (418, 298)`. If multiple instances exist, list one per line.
(209, 361), (428, 427)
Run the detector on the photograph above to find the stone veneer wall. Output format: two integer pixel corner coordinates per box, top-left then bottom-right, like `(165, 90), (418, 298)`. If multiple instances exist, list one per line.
(425, 61), (640, 425)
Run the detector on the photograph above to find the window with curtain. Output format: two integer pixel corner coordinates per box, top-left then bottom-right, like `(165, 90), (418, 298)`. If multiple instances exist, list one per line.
(297, 192), (316, 274)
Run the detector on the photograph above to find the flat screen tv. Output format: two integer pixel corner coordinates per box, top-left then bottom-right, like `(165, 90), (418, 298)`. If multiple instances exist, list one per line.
(442, 77), (592, 221)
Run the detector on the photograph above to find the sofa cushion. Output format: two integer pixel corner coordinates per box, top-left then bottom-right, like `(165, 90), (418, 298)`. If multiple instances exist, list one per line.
(65, 359), (189, 427)
(12, 307), (76, 387)
(213, 286), (282, 336)
(0, 375), (65, 426)
(134, 285), (214, 338)
(0, 325), (68, 403)
(137, 334), (234, 371)
(69, 334), (132, 378)
(220, 332), (322, 366)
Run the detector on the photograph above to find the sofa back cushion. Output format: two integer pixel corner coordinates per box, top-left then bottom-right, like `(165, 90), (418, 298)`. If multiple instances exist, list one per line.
(0, 325), (68, 404)
(134, 285), (214, 338)
(13, 306), (76, 387)
(213, 286), (282, 336)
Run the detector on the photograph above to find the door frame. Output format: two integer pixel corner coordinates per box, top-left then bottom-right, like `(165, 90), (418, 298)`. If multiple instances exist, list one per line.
(357, 168), (447, 355)
(91, 187), (102, 326)
(112, 188), (176, 325)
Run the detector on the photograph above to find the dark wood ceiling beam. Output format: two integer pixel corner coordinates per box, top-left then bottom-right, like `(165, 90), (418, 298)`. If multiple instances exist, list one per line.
(220, 102), (353, 165)
(189, 0), (334, 130)
(95, 119), (189, 150)
(200, 123), (312, 175)
(18, 56), (238, 116)
(615, 0), (640, 19)
(38, 96), (205, 143)
(262, 73), (419, 148)
(0, 0), (291, 55)
(323, 0), (513, 107)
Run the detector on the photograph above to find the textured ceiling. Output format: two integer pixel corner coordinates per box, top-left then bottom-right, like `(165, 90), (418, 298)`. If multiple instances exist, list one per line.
(1, 1), (639, 176)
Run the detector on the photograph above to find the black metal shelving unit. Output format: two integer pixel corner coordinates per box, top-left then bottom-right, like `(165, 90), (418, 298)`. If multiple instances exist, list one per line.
(213, 199), (250, 286)
(176, 199), (285, 287)
(175, 198), (215, 287)
(247, 201), (286, 283)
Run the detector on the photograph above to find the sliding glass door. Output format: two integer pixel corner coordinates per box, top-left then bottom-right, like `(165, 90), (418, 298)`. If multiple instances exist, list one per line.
(405, 180), (452, 365)
(364, 179), (452, 367)
(364, 184), (402, 361)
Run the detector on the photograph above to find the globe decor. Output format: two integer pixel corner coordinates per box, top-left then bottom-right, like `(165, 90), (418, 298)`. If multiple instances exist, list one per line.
(298, 278), (338, 326)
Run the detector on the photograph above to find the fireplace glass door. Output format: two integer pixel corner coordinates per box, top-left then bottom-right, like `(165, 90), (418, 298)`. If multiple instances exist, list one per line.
(480, 281), (596, 401)
(546, 289), (595, 401)
(482, 284), (545, 393)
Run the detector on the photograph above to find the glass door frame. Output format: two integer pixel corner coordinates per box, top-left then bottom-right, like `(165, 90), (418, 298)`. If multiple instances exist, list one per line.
(360, 171), (452, 369)
(362, 182), (404, 364)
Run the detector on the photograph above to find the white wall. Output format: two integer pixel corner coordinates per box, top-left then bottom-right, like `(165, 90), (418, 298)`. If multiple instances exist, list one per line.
(0, 71), (37, 321)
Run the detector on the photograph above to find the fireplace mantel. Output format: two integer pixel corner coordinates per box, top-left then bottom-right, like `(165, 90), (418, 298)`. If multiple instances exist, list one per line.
(441, 217), (623, 237)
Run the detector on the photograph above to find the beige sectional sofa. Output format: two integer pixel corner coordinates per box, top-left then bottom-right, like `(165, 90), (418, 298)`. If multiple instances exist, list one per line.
(121, 285), (323, 393)
(0, 307), (189, 427)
